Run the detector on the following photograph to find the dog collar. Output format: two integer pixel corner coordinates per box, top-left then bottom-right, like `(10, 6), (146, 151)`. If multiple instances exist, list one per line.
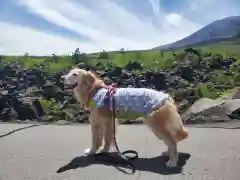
(87, 98), (96, 108)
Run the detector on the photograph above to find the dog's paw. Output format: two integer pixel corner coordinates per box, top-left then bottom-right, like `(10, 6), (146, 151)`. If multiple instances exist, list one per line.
(83, 148), (91, 156)
(98, 146), (110, 153)
(166, 160), (177, 168)
(161, 151), (170, 156)
(83, 148), (96, 156)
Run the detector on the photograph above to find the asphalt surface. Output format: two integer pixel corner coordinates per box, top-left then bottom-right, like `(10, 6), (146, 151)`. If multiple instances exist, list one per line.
(0, 123), (240, 180)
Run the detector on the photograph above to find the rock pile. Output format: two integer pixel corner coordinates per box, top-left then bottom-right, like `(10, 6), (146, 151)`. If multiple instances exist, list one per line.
(181, 87), (240, 124)
(0, 49), (240, 124)
(0, 61), (88, 123)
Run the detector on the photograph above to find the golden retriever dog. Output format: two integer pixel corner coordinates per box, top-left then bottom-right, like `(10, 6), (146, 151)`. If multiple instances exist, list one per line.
(61, 68), (188, 168)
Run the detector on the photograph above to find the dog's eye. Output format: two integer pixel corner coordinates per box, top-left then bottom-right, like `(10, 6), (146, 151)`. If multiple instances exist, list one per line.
(72, 73), (77, 76)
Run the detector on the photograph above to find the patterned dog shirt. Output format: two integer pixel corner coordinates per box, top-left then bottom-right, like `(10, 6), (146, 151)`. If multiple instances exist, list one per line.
(89, 87), (169, 119)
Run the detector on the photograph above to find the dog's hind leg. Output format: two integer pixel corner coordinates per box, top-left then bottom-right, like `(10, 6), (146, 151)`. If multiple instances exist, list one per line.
(163, 136), (178, 168)
(149, 124), (179, 168)
(146, 99), (183, 168)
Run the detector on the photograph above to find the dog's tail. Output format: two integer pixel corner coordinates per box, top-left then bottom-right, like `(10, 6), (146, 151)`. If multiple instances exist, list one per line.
(175, 125), (188, 142)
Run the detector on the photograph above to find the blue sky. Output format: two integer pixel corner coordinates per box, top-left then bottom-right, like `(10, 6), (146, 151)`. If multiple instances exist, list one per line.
(0, 0), (240, 55)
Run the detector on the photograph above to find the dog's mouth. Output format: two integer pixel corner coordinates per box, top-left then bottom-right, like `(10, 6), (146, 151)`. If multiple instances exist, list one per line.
(63, 83), (78, 90)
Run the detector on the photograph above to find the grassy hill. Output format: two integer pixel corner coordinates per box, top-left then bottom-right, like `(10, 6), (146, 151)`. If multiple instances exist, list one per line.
(193, 38), (240, 58)
(1, 38), (240, 72)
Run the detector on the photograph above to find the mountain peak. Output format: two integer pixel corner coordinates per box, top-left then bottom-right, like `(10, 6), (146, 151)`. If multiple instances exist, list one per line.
(154, 16), (240, 50)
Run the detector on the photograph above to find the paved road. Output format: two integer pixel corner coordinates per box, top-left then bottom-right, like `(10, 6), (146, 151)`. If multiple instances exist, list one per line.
(0, 123), (240, 180)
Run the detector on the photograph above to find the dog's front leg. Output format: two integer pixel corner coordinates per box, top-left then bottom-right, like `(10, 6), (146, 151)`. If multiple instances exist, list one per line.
(83, 123), (103, 156)
(99, 118), (114, 153)
(83, 109), (103, 156)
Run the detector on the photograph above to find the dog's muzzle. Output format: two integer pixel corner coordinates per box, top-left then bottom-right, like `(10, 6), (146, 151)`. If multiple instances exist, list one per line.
(60, 76), (78, 90)
(63, 83), (78, 90)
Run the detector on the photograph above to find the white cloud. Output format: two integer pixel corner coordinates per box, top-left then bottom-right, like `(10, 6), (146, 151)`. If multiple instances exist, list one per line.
(165, 13), (182, 27)
(1, 0), (212, 55)
(148, 0), (161, 17)
(0, 22), (102, 55)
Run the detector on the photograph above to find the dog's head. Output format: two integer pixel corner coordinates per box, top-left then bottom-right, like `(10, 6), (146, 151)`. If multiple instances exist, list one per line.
(61, 68), (104, 105)
(61, 68), (96, 89)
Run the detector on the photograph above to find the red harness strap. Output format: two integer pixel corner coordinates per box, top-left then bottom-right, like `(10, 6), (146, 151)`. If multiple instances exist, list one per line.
(104, 83), (117, 112)
(107, 83), (117, 97)
(101, 83), (117, 99)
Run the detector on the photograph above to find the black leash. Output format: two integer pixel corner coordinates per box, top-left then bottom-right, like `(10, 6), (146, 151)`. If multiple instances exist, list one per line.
(93, 85), (139, 174)
(60, 85), (139, 174)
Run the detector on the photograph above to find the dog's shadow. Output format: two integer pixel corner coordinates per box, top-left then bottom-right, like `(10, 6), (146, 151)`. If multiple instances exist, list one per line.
(56, 152), (191, 175)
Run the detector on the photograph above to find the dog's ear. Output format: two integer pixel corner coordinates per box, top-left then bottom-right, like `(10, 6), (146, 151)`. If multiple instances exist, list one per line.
(84, 71), (96, 87)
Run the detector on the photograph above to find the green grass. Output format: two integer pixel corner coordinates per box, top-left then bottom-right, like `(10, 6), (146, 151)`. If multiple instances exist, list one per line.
(189, 38), (240, 59)
(1, 38), (240, 71)
(91, 50), (176, 70)
(92, 38), (240, 69)
(1, 55), (73, 72)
